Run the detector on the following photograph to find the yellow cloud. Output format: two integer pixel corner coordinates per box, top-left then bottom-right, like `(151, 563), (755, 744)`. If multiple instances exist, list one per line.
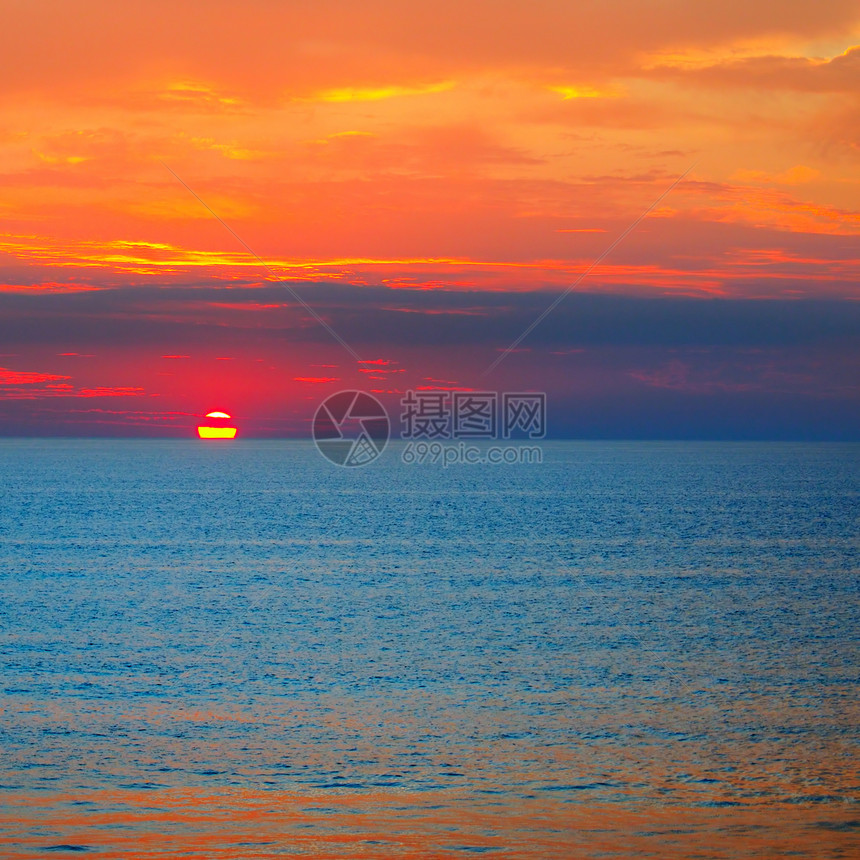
(34, 151), (89, 165)
(547, 84), (617, 100)
(309, 131), (377, 145)
(160, 81), (241, 109)
(189, 137), (265, 160)
(310, 81), (455, 102)
(105, 240), (174, 252)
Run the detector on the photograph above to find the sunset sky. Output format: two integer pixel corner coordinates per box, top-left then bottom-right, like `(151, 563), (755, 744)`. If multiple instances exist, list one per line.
(1, 0), (858, 437)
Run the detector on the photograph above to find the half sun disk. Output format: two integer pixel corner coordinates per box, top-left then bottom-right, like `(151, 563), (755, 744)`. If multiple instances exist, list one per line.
(197, 411), (237, 439)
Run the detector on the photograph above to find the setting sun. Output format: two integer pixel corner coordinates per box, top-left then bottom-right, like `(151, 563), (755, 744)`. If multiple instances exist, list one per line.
(197, 411), (237, 439)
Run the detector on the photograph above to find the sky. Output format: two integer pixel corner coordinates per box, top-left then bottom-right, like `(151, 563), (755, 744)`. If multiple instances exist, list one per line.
(0, 0), (858, 438)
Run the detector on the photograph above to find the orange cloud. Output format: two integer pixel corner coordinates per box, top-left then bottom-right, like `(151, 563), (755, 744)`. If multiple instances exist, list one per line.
(733, 165), (822, 185)
(647, 45), (860, 92)
(0, 366), (146, 400)
(0, 367), (70, 385)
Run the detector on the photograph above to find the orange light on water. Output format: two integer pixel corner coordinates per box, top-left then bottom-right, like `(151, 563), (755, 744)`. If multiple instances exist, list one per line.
(197, 411), (237, 439)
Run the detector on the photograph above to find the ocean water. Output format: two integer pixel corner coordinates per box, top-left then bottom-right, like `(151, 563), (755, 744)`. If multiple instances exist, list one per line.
(0, 440), (857, 858)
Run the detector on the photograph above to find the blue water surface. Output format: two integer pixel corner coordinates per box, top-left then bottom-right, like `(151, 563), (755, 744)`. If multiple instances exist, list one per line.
(0, 441), (857, 857)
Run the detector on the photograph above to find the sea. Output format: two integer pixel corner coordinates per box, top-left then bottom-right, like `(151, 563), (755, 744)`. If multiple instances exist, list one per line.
(0, 440), (857, 858)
